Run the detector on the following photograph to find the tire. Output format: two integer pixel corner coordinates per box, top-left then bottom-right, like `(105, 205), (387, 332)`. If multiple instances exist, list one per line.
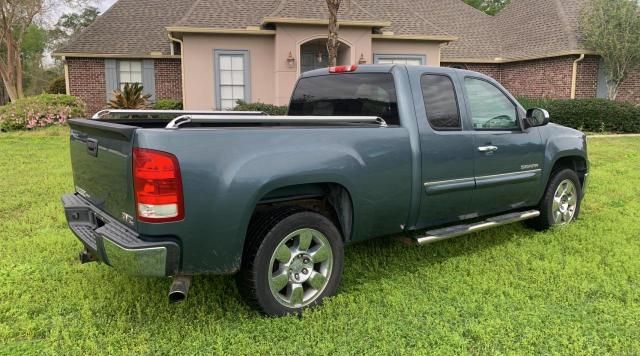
(237, 208), (344, 316)
(526, 168), (582, 231)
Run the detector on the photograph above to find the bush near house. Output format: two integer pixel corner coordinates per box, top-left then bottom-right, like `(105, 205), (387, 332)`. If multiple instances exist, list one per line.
(0, 94), (85, 132)
(234, 100), (288, 115)
(47, 77), (67, 94)
(518, 97), (640, 133)
(153, 99), (183, 110)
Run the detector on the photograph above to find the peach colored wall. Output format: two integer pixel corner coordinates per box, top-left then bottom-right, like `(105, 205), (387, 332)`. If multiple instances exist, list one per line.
(274, 24), (372, 105)
(181, 30), (443, 108)
(182, 33), (275, 110)
(371, 39), (441, 67)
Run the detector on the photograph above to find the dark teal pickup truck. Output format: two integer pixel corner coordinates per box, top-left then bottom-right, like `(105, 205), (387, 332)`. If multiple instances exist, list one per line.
(62, 64), (588, 315)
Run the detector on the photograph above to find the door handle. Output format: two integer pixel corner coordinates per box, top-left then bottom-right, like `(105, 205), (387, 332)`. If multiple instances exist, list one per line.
(477, 145), (498, 152)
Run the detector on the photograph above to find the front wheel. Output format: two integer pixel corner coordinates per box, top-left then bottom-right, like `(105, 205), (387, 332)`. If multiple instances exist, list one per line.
(237, 209), (344, 316)
(526, 168), (582, 231)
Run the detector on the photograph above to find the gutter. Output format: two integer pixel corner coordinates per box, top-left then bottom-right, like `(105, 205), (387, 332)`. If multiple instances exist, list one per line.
(571, 54), (585, 99)
(167, 33), (187, 105)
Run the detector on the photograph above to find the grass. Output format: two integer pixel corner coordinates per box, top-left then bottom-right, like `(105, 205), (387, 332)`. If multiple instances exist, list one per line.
(1, 128), (639, 355)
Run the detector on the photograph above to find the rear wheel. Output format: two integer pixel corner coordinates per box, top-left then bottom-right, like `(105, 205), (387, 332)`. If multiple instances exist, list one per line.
(526, 168), (582, 231)
(237, 208), (344, 316)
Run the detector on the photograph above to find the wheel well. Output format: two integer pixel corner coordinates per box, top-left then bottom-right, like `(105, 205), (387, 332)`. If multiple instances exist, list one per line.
(250, 183), (353, 242)
(551, 156), (588, 187)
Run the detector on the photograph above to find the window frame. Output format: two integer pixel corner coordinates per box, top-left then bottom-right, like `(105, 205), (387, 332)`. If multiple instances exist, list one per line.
(462, 76), (523, 132)
(373, 54), (426, 65)
(214, 49), (251, 110)
(420, 73), (462, 131)
(117, 60), (143, 89)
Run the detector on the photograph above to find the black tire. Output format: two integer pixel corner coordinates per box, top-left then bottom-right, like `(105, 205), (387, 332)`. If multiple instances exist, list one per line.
(237, 208), (344, 316)
(526, 168), (582, 231)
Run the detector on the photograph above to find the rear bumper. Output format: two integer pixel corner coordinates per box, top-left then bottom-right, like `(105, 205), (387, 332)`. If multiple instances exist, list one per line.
(61, 193), (179, 277)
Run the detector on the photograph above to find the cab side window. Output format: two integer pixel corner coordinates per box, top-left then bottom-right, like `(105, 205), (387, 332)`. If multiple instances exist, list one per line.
(464, 78), (519, 130)
(421, 74), (461, 130)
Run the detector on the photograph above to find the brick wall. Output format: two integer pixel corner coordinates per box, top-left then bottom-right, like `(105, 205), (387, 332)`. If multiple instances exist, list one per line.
(617, 69), (640, 104)
(67, 57), (183, 116)
(67, 58), (106, 115)
(443, 55), (600, 100)
(154, 59), (182, 101)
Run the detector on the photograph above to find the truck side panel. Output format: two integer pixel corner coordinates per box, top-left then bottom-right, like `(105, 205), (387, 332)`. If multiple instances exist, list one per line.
(134, 127), (413, 274)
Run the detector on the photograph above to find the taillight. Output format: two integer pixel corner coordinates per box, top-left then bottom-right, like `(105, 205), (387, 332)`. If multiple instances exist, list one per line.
(329, 65), (358, 73)
(133, 148), (184, 223)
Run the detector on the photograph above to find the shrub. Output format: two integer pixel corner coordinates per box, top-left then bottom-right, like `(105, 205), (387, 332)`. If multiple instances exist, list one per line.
(234, 100), (288, 116)
(517, 97), (640, 133)
(108, 83), (151, 109)
(0, 94), (86, 131)
(47, 77), (67, 94)
(153, 99), (183, 110)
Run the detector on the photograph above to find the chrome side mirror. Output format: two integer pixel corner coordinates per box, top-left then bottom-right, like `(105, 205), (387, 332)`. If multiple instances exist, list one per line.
(525, 108), (550, 127)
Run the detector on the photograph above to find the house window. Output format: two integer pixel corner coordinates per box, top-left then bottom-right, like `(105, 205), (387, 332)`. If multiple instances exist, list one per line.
(215, 50), (250, 110)
(374, 54), (425, 66)
(118, 60), (143, 89)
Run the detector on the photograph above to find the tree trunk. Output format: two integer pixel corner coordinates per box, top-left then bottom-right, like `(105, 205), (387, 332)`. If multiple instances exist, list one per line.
(607, 80), (619, 101)
(326, 0), (341, 67)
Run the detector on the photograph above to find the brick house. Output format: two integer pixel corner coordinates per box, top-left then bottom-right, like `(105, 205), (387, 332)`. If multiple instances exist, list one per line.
(54, 0), (639, 115)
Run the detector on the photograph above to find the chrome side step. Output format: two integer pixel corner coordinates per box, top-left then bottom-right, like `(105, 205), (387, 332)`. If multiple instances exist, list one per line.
(414, 210), (540, 245)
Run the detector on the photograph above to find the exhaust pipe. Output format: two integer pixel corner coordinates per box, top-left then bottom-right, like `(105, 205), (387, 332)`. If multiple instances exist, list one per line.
(168, 275), (192, 303)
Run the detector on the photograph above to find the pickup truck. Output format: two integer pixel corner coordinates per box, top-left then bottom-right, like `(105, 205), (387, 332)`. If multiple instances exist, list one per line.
(62, 64), (588, 316)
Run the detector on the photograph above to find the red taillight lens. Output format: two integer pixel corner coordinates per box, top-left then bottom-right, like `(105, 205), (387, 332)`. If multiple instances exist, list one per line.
(133, 148), (184, 223)
(329, 65), (358, 73)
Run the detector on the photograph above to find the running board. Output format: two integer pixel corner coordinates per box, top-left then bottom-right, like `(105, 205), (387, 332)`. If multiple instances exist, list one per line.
(414, 210), (540, 245)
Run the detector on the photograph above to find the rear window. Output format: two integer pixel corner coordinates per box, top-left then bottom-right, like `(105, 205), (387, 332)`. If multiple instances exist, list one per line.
(288, 73), (400, 126)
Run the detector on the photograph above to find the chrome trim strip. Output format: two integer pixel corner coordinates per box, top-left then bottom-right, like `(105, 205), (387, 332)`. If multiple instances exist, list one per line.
(102, 238), (167, 277)
(423, 169), (542, 189)
(423, 177), (475, 187)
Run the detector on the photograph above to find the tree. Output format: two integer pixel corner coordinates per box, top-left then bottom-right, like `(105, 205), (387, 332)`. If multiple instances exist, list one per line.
(0, 0), (45, 101)
(463, 0), (510, 15)
(581, 0), (640, 100)
(326, 0), (341, 67)
(48, 6), (99, 50)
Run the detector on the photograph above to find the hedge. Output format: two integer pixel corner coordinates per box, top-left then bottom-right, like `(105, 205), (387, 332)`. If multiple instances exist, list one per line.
(0, 94), (86, 132)
(153, 99), (183, 110)
(234, 100), (288, 116)
(517, 97), (640, 133)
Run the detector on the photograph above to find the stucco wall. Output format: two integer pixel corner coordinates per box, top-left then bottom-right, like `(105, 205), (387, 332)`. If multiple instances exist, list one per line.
(273, 24), (373, 105)
(182, 33), (276, 110)
(371, 39), (441, 67)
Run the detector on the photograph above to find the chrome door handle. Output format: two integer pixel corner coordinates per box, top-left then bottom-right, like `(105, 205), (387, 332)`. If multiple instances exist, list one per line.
(477, 145), (498, 152)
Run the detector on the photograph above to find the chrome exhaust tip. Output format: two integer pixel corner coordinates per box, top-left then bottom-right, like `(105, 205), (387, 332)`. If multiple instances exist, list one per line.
(168, 275), (192, 303)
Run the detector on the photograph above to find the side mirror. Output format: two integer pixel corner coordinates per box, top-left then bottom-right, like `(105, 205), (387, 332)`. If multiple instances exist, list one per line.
(525, 108), (550, 127)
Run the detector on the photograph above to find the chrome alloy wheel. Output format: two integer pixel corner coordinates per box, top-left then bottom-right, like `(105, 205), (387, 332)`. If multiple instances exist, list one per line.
(552, 179), (578, 225)
(268, 228), (333, 308)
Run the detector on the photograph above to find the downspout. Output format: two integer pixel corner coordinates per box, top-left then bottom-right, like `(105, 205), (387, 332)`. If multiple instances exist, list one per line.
(570, 54), (585, 99)
(167, 32), (187, 105)
(62, 56), (70, 95)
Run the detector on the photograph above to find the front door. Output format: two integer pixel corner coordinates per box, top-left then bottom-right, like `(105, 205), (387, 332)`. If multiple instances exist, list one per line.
(415, 72), (477, 228)
(462, 76), (544, 216)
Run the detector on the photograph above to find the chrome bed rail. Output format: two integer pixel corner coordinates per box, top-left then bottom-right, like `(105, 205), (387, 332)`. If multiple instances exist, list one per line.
(91, 109), (265, 119)
(164, 115), (388, 129)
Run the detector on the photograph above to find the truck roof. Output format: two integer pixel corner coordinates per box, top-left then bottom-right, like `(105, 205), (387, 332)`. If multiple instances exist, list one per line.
(300, 64), (490, 81)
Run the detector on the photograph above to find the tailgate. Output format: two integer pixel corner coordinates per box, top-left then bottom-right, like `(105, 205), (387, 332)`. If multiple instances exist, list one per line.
(68, 119), (137, 226)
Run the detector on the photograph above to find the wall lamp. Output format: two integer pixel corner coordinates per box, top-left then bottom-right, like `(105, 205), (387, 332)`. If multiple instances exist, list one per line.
(286, 51), (296, 68)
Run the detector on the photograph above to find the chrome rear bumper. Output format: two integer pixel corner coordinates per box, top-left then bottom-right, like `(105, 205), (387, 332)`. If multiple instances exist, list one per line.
(61, 194), (179, 277)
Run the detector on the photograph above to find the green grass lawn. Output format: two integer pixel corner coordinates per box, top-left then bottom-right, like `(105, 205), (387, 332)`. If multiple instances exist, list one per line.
(1, 128), (638, 354)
